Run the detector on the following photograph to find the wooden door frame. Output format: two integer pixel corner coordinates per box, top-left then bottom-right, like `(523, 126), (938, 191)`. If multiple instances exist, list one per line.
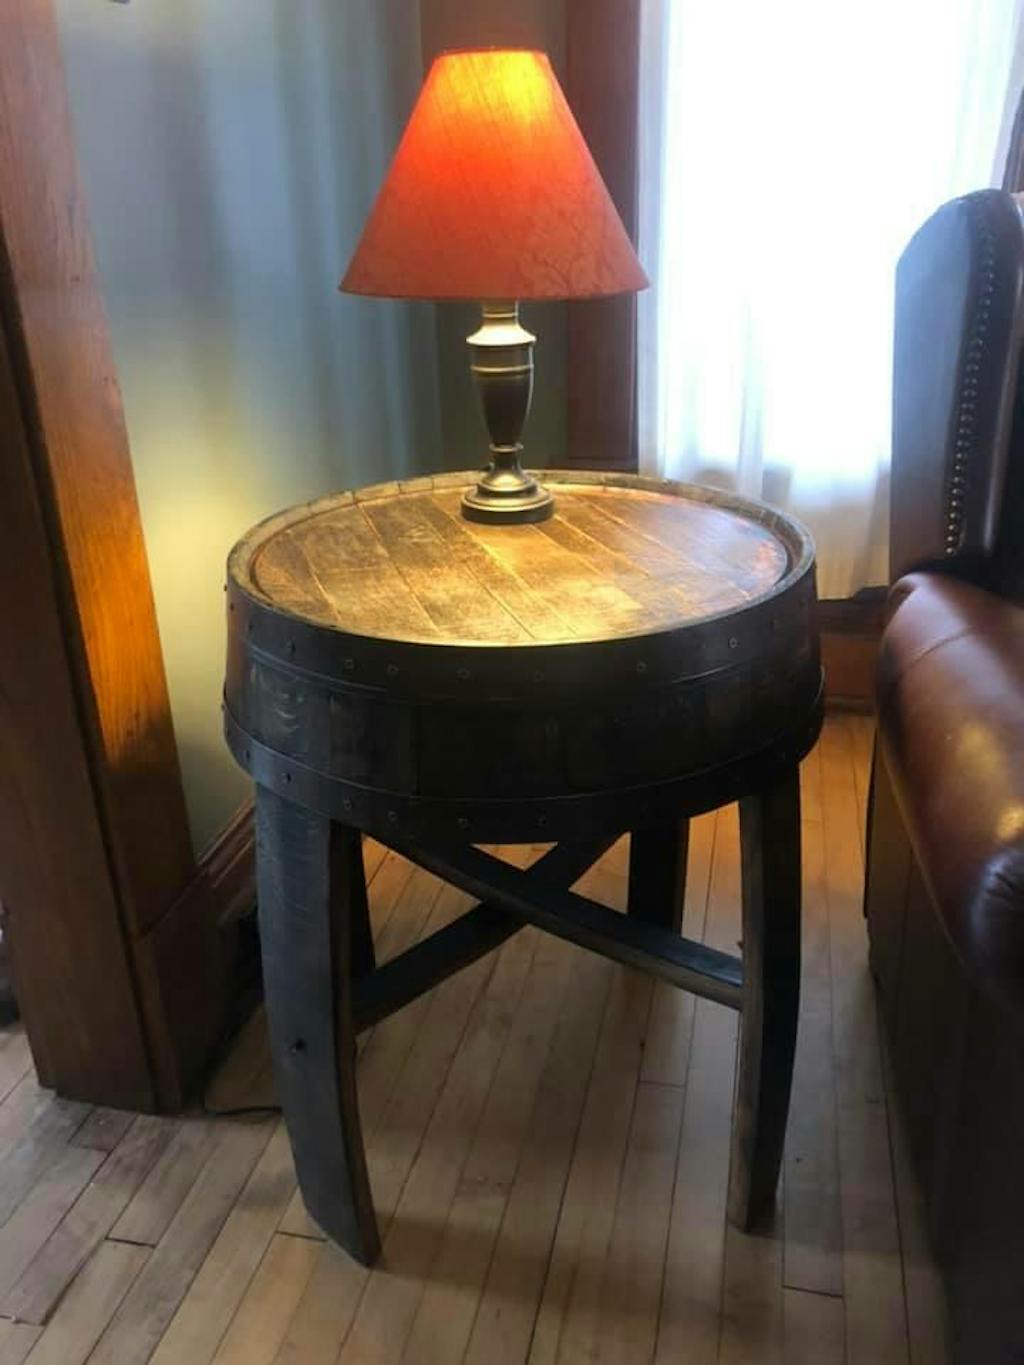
(0, 0), (227, 1110)
(565, 0), (642, 471)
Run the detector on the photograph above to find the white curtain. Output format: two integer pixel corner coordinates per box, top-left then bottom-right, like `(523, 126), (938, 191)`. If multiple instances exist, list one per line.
(638, 0), (1024, 598)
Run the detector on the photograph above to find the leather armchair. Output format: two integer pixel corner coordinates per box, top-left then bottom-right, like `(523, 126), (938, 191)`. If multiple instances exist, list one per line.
(865, 188), (1024, 1363)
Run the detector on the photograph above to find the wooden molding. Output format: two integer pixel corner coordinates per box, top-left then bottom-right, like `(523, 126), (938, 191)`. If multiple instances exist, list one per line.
(0, 0), (194, 932)
(0, 0), (219, 1109)
(0, 315), (155, 1109)
(565, 0), (641, 471)
(202, 803), (257, 929)
(818, 590), (885, 711)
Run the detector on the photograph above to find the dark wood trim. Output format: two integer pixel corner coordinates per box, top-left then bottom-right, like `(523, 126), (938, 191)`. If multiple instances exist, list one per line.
(565, 0), (641, 470)
(816, 587), (888, 635)
(818, 589), (886, 711)
(202, 803), (257, 929)
(350, 835), (613, 1031)
(730, 765), (802, 1227)
(0, 0), (220, 1109)
(389, 838), (744, 1009)
(627, 820), (689, 931)
(256, 789), (380, 1264)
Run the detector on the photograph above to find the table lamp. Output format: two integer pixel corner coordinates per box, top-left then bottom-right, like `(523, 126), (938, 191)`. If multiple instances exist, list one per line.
(341, 48), (648, 523)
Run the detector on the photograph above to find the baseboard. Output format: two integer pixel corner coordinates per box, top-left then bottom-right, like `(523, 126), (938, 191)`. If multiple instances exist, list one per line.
(818, 589), (885, 710)
(202, 802), (256, 928)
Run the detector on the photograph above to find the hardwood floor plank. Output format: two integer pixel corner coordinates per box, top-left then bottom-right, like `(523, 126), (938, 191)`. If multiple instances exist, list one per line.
(799, 741), (823, 828)
(71, 1109), (135, 1153)
(0, 1034), (34, 1107)
(109, 1118), (217, 1247)
(269, 1240), (366, 1365)
(0, 1321), (40, 1365)
(641, 811), (715, 1086)
(4, 1115), (172, 1325)
(593, 1081), (684, 1365)
(462, 947), (612, 1365)
(0, 1094), (91, 1227)
(697, 804), (783, 1365)
(20, 1240), (148, 1365)
(0, 1144), (104, 1298)
(400, 932), (576, 1364)
(654, 1001), (735, 1365)
(85, 1118), (275, 1365)
(525, 967), (653, 1365)
(836, 1100), (907, 1364)
(0, 1081), (53, 1161)
(783, 813), (842, 1297)
(272, 925), (511, 1362)
(205, 1008), (276, 1114)
(369, 861), (445, 969)
(149, 1122), (297, 1365)
(819, 722), (908, 1364)
(211, 1233), (319, 1365)
(362, 836), (388, 885)
(336, 929), (541, 1364)
(782, 1287), (844, 1365)
(719, 1215), (784, 1365)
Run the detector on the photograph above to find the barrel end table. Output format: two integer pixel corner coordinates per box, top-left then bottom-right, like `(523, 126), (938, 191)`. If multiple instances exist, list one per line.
(224, 470), (822, 1263)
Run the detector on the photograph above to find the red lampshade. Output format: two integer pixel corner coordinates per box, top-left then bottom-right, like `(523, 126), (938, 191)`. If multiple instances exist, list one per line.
(341, 49), (648, 301)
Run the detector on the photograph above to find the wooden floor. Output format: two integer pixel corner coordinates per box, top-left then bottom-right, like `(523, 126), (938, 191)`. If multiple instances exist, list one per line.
(0, 714), (950, 1364)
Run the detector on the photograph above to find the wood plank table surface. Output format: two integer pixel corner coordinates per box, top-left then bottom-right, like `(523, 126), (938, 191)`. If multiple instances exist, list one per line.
(246, 477), (790, 645)
(223, 470), (824, 1267)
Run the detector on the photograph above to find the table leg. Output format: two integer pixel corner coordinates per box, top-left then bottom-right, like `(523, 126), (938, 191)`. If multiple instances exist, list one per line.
(344, 834), (375, 978)
(627, 820), (689, 932)
(255, 786), (380, 1263)
(729, 766), (801, 1229)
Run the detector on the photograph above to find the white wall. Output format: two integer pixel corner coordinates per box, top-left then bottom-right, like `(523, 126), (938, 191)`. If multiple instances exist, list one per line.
(57, 0), (441, 850)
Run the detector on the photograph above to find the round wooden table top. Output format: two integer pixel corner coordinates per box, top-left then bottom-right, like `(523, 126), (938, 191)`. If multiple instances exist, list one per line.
(235, 470), (806, 648)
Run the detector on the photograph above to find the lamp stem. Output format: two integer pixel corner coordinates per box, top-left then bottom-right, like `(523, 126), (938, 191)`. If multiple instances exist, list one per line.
(461, 300), (553, 524)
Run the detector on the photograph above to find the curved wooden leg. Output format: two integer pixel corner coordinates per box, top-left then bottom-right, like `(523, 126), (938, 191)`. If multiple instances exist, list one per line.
(627, 819), (689, 931)
(729, 766), (801, 1229)
(344, 833), (376, 979)
(255, 786), (380, 1263)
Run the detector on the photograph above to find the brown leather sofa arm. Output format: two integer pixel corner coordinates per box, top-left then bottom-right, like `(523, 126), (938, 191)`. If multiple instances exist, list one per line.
(877, 571), (1024, 1019)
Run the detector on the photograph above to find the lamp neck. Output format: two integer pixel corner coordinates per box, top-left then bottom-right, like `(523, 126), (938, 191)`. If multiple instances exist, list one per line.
(468, 300), (535, 353)
(466, 299), (535, 453)
(460, 299), (552, 523)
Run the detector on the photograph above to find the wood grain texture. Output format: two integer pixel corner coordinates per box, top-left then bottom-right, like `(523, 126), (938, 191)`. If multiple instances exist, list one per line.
(20, 1240), (149, 1365)
(3, 1116), (172, 1326)
(226, 471), (820, 850)
(730, 767), (802, 1228)
(255, 792), (378, 1264)
(247, 481), (789, 645)
(0, 320), (153, 1108)
(0, 0), (224, 1110)
(0, 721), (935, 1362)
(0, 0), (193, 927)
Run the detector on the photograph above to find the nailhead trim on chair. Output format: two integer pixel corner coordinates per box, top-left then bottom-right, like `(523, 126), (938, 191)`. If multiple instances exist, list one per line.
(946, 198), (998, 555)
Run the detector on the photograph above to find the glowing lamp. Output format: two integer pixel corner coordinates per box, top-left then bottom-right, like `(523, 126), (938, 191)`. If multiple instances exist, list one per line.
(341, 48), (647, 522)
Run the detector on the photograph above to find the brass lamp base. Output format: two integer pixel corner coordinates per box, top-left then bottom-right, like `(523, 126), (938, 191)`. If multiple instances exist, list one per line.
(461, 300), (553, 524)
(461, 450), (553, 524)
